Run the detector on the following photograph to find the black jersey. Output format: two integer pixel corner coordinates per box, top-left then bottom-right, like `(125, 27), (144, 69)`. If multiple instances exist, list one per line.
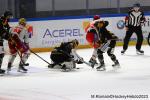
(99, 21), (117, 43)
(0, 16), (10, 41)
(55, 42), (73, 54)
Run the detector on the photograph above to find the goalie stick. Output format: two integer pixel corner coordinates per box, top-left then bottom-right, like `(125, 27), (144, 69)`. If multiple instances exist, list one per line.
(81, 60), (92, 67)
(29, 49), (51, 65)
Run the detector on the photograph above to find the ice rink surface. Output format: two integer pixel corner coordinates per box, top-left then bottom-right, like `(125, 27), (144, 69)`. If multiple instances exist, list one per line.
(0, 45), (150, 100)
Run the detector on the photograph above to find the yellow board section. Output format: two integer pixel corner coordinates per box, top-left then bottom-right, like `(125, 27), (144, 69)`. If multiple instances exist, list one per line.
(31, 40), (148, 53)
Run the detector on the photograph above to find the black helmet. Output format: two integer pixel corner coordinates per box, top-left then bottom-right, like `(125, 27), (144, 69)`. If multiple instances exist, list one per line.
(133, 3), (141, 7)
(4, 10), (13, 17)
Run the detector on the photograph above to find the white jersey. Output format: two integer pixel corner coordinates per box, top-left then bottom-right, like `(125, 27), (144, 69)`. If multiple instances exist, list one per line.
(11, 25), (29, 44)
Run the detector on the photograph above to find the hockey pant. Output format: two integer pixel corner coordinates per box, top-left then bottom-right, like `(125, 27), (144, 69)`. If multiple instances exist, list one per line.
(97, 40), (118, 65)
(89, 41), (109, 62)
(50, 50), (73, 64)
(8, 38), (30, 65)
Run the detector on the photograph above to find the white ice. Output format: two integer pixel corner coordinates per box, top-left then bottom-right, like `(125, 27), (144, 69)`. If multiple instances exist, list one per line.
(0, 45), (150, 100)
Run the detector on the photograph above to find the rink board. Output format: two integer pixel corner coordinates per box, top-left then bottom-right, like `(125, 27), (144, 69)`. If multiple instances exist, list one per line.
(4, 14), (150, 52)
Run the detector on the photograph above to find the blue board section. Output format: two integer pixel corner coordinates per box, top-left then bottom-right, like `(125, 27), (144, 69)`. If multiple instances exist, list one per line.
(10, 13), (150, 22)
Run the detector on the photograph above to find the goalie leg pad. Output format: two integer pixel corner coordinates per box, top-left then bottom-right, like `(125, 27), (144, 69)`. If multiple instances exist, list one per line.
(62, 61), (76, 70)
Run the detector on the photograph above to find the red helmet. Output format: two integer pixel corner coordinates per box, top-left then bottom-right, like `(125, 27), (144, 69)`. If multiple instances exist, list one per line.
(93, 15), (100, 20)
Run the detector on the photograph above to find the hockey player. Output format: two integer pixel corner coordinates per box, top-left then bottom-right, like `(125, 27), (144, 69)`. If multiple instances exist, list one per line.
(48, 39), (83, 71)
(86, 20), (120, 71)
(96, 21), (120, 71)
(7, 18), (29, 72)
(0, 10), (13, 74)
(85, 15), (100, 68)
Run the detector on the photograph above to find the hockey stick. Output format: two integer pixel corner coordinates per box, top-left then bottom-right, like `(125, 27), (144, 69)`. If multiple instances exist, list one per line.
(29, 49), (51, 65)
(75, 52), (92, 67)
(81, 60), (92, 67)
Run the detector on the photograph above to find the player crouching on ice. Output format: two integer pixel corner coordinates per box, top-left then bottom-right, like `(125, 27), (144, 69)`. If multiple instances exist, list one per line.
(7, 18), (30, 73)
(86, 20), (120, 71)
(48, 39), (84, 71)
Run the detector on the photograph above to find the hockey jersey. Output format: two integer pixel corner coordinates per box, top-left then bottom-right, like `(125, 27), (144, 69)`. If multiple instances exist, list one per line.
(12, 25), (29, 44)
(8, 26), (29, 54)
(86, 22), (101, 48)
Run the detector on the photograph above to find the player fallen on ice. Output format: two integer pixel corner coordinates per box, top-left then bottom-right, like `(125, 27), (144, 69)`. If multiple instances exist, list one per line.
(7, 18), (30, 73)
(0, 10), (13, 74)
(86, 20), (120, 71)
(48, 39), (84, 71)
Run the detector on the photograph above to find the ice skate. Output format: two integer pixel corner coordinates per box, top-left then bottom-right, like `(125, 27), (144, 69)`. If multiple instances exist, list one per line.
(112, 60), (120, 69)
(89, 58), (98, 68)
(96, 64), (106, 71)
(0, 69), (5, 75)
(136, 49), (144, 55)
(18, 64), (28, 73)
(121, 50), (126, 55)
(24, 63), (29, 66)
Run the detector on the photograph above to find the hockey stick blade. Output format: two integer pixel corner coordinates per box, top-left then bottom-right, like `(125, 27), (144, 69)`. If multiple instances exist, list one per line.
(82, 60), (92, 67)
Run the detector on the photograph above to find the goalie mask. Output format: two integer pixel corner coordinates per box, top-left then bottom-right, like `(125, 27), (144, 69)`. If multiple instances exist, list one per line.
(71, 39), (79, 49)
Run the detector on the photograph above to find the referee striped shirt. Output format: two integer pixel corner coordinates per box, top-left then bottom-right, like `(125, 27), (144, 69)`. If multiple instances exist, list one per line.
(125, 10), (145, 27)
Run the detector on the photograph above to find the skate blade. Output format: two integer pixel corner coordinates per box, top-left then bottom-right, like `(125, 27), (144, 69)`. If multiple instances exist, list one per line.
(113, 65), (121, 70)
(97, 68), (106, 71)
(121, 53), (125, 55)
(7, 69), (11, 73)
(17, 70), (27, 73)
(0, 74), (5, 76)
(136, 52), (144, 55)
(61, 68), (71, 72)
(113, 67), (120, 70)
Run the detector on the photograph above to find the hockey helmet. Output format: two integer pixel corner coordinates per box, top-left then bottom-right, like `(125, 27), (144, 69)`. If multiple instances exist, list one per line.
(133, 3), (141, 8)
(93, 15), (100, 20)
(71, 39), (79, 48)
(4, 10), (13, 18)
(19, 18), (26, 25)
(94, 20), (102, 28)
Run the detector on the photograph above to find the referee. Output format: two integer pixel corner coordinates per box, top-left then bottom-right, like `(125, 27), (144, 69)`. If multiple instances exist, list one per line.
(121, 3), (145, 55)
